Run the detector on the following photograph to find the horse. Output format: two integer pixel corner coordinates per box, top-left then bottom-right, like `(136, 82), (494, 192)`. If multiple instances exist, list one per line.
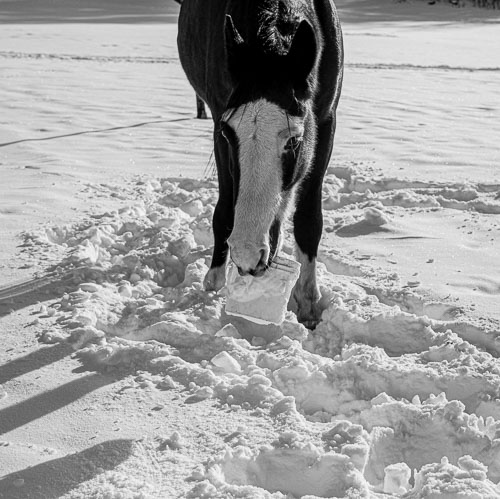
(177, 0), (343, 327)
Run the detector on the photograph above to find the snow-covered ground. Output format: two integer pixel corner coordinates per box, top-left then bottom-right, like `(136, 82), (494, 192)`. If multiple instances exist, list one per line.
(1, 1), (500, 497)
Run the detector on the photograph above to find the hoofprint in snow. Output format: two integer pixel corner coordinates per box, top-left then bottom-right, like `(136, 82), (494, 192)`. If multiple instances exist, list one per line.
(15, 169), (500, 498)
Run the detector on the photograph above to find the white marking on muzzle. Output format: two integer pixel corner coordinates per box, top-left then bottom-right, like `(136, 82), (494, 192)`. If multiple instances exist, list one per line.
(226, 99), (295, 274)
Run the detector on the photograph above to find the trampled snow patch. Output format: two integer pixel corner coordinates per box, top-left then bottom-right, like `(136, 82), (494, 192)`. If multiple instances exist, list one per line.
(210, 433), (368, 498)
(25, 176), (500, 498)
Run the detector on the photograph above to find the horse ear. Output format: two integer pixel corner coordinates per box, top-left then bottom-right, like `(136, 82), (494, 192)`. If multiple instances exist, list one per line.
(225, 15), (244, 48)
(287, 20), (317, 91)
(225, 15), (246, 80)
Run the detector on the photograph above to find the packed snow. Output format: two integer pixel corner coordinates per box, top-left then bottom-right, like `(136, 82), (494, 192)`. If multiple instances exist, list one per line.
(1, 0), (500, 498)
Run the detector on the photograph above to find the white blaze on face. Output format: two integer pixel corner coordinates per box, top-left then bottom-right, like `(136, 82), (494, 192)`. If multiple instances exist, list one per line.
(225, 98), (303, 272)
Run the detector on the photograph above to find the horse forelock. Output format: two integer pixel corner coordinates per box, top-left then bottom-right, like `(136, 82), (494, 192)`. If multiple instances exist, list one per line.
(257, 0), (302, 56)
(224, 0), (316, 108)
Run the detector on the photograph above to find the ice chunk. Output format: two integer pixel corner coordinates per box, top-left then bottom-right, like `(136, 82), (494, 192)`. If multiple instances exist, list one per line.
(225, 256), (300, 325)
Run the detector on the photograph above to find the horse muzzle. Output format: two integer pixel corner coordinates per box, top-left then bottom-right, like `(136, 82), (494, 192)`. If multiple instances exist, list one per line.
(227, 238), (270, 277)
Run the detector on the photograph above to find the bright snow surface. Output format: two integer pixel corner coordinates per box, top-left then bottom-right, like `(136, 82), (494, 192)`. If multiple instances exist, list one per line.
(0, 1), (500, 498)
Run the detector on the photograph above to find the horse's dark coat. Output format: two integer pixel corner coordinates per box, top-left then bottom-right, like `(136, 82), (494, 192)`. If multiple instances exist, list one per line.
(177, 0), (343, 325)
(178, 0), (342, 119)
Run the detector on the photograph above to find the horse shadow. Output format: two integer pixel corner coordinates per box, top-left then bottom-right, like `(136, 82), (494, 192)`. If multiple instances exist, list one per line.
(0, 439), (135, 499)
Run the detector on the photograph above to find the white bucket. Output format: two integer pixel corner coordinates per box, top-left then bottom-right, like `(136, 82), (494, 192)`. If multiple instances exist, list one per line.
(225, 255), (301, 325)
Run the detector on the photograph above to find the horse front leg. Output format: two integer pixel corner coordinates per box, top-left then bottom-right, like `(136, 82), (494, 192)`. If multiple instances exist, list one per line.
(292, 116), (336, 328)
(292, 182), (323, 328)
(204, 129), (234, 291)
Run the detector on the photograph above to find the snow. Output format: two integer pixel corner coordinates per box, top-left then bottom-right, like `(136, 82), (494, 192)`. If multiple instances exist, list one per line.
(1, 0), (500, 498)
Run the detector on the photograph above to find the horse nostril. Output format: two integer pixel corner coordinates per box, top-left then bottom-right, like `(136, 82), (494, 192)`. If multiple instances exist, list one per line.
(258, 248), (268, 267)
(237, 266), (248, 277)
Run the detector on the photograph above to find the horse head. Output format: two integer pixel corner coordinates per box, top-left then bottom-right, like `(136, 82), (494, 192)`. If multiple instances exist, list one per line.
(220, 14), (318, 276)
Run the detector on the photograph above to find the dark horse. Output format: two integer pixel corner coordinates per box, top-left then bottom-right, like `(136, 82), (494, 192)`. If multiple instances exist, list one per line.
(178, 0), (343, 327)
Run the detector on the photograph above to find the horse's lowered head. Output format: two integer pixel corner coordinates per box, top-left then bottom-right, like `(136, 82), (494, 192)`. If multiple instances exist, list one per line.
(220, 13), (318, 277)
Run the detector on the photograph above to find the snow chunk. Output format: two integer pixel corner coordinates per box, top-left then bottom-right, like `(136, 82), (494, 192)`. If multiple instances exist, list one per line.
(79, 282), (101, 293)
(383, 462), (411, 494)
(68, 326), (104, 349)
(364, 206), (389, 226)
(215, 324), (242, 339)
(125, 316), (202, 345)
(192, 218), (213, 247)
(187, 481), (217, 498)
(159, 431), (184, 450)
(211, 351), (241, 374)
(180, 198), (204, 217)
(181, 259), (209, 288)
(168, 233), (196, 260)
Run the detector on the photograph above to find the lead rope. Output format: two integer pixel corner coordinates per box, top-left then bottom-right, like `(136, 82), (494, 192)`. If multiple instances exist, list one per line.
(202, 149), (217, 181)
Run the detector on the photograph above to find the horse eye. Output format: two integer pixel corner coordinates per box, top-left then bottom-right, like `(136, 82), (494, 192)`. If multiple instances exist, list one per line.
(284, 136), (302, 152)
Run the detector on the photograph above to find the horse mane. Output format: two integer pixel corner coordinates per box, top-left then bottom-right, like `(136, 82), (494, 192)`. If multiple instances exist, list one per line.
(256, 0), (302, 56)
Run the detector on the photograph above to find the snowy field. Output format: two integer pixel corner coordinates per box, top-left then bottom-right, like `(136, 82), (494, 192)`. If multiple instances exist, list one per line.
(1, 0), (500, 497)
